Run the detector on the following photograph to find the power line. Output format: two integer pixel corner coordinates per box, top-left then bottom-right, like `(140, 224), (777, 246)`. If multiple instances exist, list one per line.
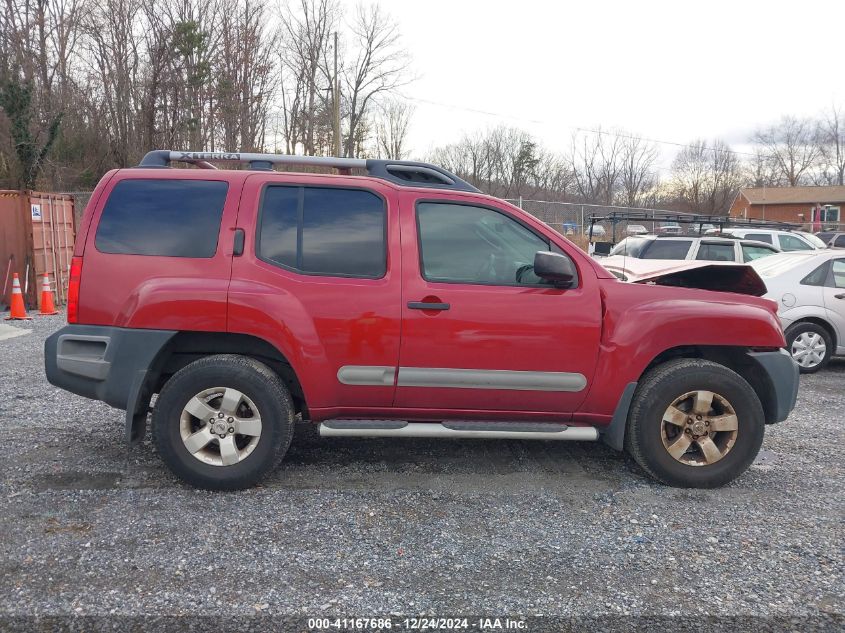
(397, 93), (758, 158)
(399, 95), (546, 125)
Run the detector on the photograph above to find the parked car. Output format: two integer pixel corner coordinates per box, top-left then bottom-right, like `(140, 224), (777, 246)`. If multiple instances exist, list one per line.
(751, 251), (845, 373)
(715, 229), (826, 252)
(626, 224), (648, 236)
(44, 149), (798, 490)
(655, 222), (682, 235)
(561, 222), (577, 235)
(585, 224), (607, 238)
(600, 236), (780, 278)
(689, 223), (716, 234)
(815, 231), (845, 249)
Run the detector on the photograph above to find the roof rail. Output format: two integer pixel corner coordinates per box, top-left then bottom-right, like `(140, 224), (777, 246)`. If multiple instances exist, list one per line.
(138, 150), (480, 193)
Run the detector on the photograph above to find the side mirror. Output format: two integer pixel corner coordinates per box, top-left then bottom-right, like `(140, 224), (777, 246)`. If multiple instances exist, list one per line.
(534, 251), (577, 288)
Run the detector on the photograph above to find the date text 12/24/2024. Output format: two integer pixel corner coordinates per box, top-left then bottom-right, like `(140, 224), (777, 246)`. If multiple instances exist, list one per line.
(307, 617), (528, 630)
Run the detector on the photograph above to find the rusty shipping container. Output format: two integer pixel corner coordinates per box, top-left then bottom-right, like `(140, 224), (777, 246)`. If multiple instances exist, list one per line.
(0, 191), (76, 310)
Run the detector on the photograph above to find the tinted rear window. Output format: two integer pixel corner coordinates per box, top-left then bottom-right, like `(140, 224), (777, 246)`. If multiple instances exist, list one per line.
(696, 242), (735, 261)
(743, 233), (773, 244)
(96, 179), (228, 257)
(641, 240), (692, 259)
(258, 186), (386, 278)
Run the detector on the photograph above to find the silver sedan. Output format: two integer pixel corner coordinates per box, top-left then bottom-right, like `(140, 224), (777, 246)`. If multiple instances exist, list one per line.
(752, 251), (845, 372)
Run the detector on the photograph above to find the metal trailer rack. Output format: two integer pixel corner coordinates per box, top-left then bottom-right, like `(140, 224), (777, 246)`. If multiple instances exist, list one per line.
(587, 210), (801, 248)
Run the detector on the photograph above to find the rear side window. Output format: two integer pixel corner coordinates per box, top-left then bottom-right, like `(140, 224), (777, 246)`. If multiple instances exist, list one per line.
(258, 186), (386, 278)
(641, 240), (692, 259)
(779, 234), (812, 251)
(741, 243), (777, 262)
(801, 262), (829, 286)
(744, 233), (773, 244)
(832, 260), (845, 288)
(835, 235), (845, 248)
(696, 243), (735, 261)
(96, 179), (228, 257)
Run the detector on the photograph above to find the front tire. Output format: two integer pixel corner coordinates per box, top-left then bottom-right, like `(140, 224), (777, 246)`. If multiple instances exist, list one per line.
(152, 355), (294, 490)
(625, 359), (764, 488)
(785, 322), (832, 374)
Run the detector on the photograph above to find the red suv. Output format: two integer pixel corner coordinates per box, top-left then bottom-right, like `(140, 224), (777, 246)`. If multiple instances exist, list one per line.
(45, 151), (799, 490)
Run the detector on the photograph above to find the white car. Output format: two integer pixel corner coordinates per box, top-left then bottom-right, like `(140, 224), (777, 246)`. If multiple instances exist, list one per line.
(626, 224), (648, 235)
(585, 224), (607, 238)
(707, 229), (826, 252)
(599, 236), (780, 279)
(751, 251), (845, 373)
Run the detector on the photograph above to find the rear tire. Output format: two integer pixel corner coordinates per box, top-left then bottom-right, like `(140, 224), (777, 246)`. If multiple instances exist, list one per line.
(624, 359), (764, 488)
(784, 322), (832, 374)
(152, 355), (294, 490)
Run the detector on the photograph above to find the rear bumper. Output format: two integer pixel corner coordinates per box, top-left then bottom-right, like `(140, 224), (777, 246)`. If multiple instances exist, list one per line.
(747, 349), (800, 423)
(45, 325), (176, 410)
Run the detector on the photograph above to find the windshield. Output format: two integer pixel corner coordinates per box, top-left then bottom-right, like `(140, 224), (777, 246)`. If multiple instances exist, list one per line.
(796, 231), (827, 249)
(750, 252), (820, 277)
(609, 237), (693, 259)
(609, 237), (649, 257)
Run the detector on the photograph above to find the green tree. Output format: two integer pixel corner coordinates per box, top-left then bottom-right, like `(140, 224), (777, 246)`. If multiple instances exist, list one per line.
(0, 78), (62, 189)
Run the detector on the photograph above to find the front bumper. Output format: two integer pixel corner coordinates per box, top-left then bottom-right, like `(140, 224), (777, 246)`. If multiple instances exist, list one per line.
(45, 325), (176, 410)
(747, 349), (800, 423)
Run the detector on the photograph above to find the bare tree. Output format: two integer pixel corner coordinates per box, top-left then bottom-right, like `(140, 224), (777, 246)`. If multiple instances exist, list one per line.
(619, 135), (659, 207)
(744, 147), (777, 188)
(428, 125), (574, 201)
(216, 0), (278, 151)
(374, 98), (412, 159)
(817, 104), (845, 186)
(429, 131), (487, 186)
(0, 0), (82, 184)
(751, 116), (820, 186)
(278, 0), (337, 155)
(83, 0), (144, 166)
(341, 3), (409, 157)
(568, 128), (624, 205)
(670, 140), (742, 214)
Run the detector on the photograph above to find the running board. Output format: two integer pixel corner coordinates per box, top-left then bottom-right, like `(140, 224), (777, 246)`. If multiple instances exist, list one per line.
(318, 420), (599, 441)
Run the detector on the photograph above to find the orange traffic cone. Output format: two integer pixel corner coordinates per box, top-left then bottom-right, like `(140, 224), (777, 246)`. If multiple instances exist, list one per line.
(4, 273), (32, 320)
(38, 273), (58, 316)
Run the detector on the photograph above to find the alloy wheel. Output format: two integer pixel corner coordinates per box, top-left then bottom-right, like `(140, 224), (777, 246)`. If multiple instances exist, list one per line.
(660, 390), (739, 466)
(179, 387), (262, 466)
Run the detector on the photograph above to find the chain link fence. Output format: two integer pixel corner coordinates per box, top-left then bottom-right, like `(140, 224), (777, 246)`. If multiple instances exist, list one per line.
(60, 192), (94, 226)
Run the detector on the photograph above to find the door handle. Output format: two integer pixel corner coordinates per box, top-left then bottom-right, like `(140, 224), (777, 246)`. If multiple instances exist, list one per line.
(408, 301), (450, 311)
(835, 293), (845, 300)
(233, 228), (245, 256)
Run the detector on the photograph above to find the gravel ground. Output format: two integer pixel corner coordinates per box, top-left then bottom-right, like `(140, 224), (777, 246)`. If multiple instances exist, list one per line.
(0, 313), (842, 631)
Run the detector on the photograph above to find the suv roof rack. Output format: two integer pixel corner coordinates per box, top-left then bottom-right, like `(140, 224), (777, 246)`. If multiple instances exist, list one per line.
(137, 150), (480, 193)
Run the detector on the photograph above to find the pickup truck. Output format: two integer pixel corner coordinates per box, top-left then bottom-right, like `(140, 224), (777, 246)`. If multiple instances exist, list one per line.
(44, 150), (799, 490)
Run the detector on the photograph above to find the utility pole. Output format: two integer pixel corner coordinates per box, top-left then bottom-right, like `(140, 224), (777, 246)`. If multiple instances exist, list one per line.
(334, 31), (341, 157)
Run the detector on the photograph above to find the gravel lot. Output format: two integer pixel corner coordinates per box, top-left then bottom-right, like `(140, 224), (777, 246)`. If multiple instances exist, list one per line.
(0, 314), (842, 631)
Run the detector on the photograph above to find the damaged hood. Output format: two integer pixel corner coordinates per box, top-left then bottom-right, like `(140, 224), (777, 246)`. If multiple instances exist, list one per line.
(600, 258), (768, 297)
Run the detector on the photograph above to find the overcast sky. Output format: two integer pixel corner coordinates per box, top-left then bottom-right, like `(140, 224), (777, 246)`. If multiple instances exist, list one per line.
(340, 0), (845, 168)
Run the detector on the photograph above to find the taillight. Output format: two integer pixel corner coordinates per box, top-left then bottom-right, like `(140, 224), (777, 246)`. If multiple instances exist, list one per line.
(67, 256), (83, 324)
